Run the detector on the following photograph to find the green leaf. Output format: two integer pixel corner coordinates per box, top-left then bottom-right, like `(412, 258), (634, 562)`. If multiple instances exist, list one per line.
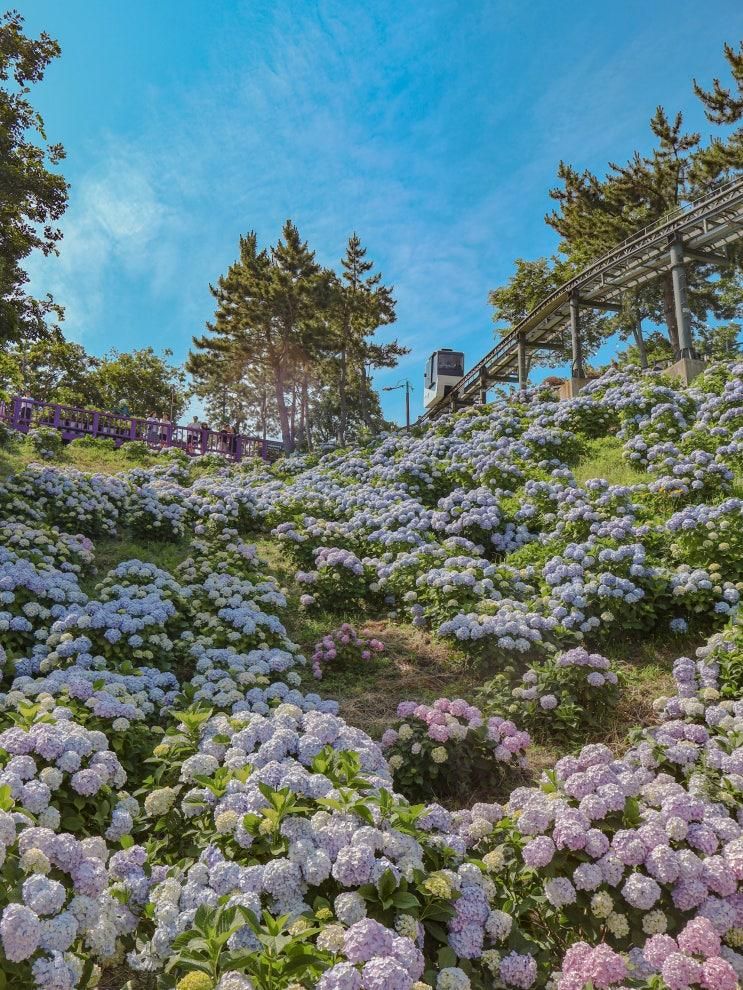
(425, 921), (449, 944)
(392, 891), (419, 910)
(437, 946), (457, 969)
(377, 868), (397, 902)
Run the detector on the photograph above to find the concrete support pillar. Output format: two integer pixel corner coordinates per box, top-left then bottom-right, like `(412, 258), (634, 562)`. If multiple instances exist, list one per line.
(479, 367), (488, 404)
(569, 291), (585, 378)
(669, 236), (694, 358)
(517, 333), (528, 391)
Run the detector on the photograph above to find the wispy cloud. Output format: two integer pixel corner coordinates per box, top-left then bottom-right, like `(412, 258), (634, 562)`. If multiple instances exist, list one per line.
(24, 0), (737, 424)
(27, 147), (179, 345)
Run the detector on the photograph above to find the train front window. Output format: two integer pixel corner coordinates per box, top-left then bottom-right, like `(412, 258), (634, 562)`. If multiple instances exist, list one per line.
(436, 352), (464, 376)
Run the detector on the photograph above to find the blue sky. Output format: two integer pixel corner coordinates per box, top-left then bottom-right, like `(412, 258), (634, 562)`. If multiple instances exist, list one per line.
(21, 0), (743, 424)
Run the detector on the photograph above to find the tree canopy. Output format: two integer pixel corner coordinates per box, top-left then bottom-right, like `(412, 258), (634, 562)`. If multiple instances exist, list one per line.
(0, 340), (189, 418)
(0, 9), (68, 345)
(188, 223), (406, 451)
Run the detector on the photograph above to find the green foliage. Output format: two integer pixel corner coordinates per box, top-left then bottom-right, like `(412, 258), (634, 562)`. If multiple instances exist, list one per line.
(89, 346), (188, 419)
(616, 330), (674, 369)
(165, 902), (331, 990)
(122, 439), (153, 463)
(2, 337), (98, 405)
(478, 650), (622, 745)
(69, 435), (117, 452)
(0, 10), (67, 345)
(25, 425), (63, 459)
(696, 321), (742, 361)
(189, 224), (404, 451)
(383, 702), (528, 803)
(0, 419), (16, 449)
(0, 338), (188, 426)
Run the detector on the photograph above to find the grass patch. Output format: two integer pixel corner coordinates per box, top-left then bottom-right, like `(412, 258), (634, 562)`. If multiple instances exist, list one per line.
(573, 436), (647, 487)
(307, 620), (477, 739)
(255, 539), (478, 738)
(257, 537), (692, 751)
(0, 438), (152, 478)
(82, 535), (192, 592)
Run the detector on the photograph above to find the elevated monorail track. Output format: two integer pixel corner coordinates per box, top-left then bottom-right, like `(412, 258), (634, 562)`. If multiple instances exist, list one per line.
(423, 174), (743, 419)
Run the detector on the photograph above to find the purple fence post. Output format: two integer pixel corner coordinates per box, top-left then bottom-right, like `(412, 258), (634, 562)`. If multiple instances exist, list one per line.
(53, 405), (61, 428)
(11, 397), (21, 429)
(164, 423), (173, 449)
(91, 412), (99, 437)
(200, 428), (208, 455)
(129, 419), (137, 440)
(234, 436), (243, 462)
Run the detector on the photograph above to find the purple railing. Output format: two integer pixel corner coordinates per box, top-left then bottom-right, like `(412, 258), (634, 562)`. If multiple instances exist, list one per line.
(0, 396), (283, 463)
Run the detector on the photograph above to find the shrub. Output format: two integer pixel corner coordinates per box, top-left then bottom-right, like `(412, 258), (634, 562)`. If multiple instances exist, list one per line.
(68, 435), (117, 452)
(25, 427), (63, 460)
(381, 697), (530, 802)
(0, 706), (134, 838)
(122, 439), (151, 461)
(478, 647), (621, 744)
(310, 623), (384, 679)
(296, 547), (374, 610)
(0, 419), (18, 449)
(0, 788), (139, 987)
(158, 446), (190, 465)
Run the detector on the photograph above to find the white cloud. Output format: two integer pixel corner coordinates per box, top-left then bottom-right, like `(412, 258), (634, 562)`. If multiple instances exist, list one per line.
(25, 147), (177, 344)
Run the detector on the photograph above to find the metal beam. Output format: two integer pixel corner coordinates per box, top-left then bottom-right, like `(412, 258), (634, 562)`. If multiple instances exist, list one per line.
(421, 175), (743, 422)
(480, 376), (519, 385)
(577, 297), (622, 313)
(683, 246), (729, 265)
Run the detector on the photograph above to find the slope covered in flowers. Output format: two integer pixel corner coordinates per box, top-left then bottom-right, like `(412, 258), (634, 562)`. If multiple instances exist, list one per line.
(0, 362), (740, 990)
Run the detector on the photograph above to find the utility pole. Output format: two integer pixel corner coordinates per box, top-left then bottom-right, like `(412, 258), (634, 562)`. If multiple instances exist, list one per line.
(383, 379), (414, 432)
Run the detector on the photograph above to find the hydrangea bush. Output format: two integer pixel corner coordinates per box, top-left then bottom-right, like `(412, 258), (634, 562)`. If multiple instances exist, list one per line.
(381, 698), (530, 802)
(478, 647), (621, 743)
(311, 624), (385, 679)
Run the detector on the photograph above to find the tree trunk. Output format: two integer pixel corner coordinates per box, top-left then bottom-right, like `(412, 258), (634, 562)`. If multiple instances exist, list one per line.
(338, 346), (348, 445)
(302, 375), (312, 451)
(273, 365), (293, 452)
(662, 273), (681, 358)
(632, 322), (648, 369)
(289, 383), (297, 449)
(298, 377), (306, 450)
(359, 363), (372, 430)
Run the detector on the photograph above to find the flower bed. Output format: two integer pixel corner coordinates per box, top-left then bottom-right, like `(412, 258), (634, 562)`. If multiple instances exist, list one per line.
(0, 362), (740, 989)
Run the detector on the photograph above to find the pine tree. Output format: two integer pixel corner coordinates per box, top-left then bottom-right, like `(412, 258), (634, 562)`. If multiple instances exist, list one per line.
(332, 234), (399, 444)
(691, 41), (743, 184)
(694, 41), (743, 124)
(189, 223), (332, 452)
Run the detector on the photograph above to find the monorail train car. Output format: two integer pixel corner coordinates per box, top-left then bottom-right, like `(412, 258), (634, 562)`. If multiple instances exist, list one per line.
(423, 349), (465, 408)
